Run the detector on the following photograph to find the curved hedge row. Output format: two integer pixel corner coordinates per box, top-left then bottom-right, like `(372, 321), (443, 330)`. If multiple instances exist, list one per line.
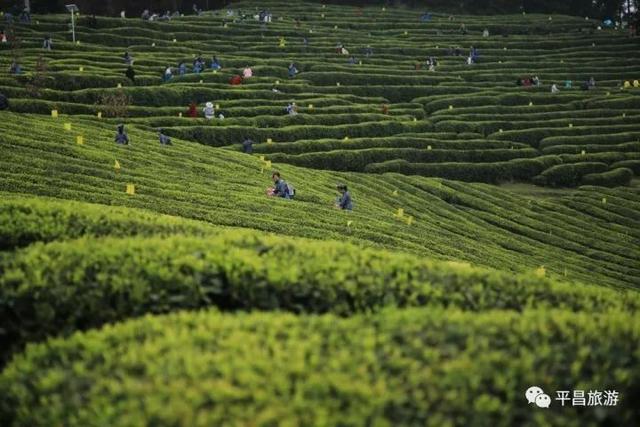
(268, 147), (538, 172)
(580, 167), (634, 187)
(533, 162), (609, 187)
(2, 231), (637, 365)
(0, 195), (218, 250)
(2, 307), (639, 427)
(164, 120), (429, 146)
(364, 157), (561, 183)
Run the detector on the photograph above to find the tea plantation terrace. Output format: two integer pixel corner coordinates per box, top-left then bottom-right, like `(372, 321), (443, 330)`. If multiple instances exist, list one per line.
(0, 1), (639, 426)
(1, 1), (640, 185)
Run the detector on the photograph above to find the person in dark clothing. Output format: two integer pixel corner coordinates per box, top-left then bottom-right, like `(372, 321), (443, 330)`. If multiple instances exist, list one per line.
(9, 61), (21, 75)
(115, 124), (129, 145)
(123, 51), (133, 66)
(335, 184), (353, 210)
(158, 129), (172, 145)
(0, 92), (9, 110)
(242, 136), (254, 154)
(125, 66), (135, 83)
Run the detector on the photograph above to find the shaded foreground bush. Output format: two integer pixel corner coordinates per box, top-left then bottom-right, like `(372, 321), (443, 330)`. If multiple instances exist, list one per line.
(2, 230), (638, 365)
(1, 307), (639, 427)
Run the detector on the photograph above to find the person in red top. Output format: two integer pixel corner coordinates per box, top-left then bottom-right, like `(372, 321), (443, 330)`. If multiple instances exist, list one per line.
(230, 75), (243, 85)
(187, 102), (198, 118)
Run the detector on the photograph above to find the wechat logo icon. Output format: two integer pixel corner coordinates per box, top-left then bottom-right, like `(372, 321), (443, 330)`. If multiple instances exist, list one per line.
(526, 386), (551, 408)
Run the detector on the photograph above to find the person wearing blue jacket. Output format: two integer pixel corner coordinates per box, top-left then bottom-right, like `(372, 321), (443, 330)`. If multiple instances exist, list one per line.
(115, 124), (130, 145)
(271, 171), (293, 199)
(335, 184), (353, 210)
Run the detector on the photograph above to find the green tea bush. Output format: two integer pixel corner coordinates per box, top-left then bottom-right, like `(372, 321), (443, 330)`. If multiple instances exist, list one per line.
(365, 157), (561, 183)
(533, 162), (609, 187)
(2, 307), (639, 427)
(580, 167), (634, 187)
(0, 195), (218, 250)
(269, 147), (538, 172)
(2, 231), (637, 365)
(610, 160), (640, 175)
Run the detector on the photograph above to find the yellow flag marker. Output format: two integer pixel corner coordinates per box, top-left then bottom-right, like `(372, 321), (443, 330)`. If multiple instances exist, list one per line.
(114, 159), (121, 170)
(344, 136), (349, 141)
(76, 135), (84, 145)
(265, 160), (272, 169)
(267, 138), (273, 144)
(382, 7), (386, 11)
(503, 47), (507, 50)
(427, 145), (432, 150)
(308, 104), (314, 109)
(569, 123), (573, 128)
(152, 42), (156, 47)
(359, 60), (362, 65)
(392, 189), (398, 196)
(581, 150), (586, 155)
(347, 220), (353, 227)
(173, 38), (177, 42)
(404, 31), (408, 35)
(321, 13), (325, 18)
(336, 82), (341, 86)
(395, 208), (404, 218)
(529, 101), (533, 106)
(275, 80), (280, 85)
(499, 129), (503, 133)
(215, 104), (220, 109)
(64, 123), (72, 131)
(406, 216), (414, 226)
(213, 70), (217, 74)
(334, 25), (338, 29)
(259, 155), (265, 162)
(322, 4), (326, 7)
(535, 266), (546, 278)
(178, 112), (183, 117)
(602, 198), (607, 204)
(79, 66), (84, 72)
(449, 105), (453, 110)
(76, 40), (80, 45)
(117, 83), (122, 88)
(97, 111), (102, 119)
(51, 110), (58, 118)
(199, 79), (203, 84)
(126, 184), (135, 195)
(622, 113), (626, 118)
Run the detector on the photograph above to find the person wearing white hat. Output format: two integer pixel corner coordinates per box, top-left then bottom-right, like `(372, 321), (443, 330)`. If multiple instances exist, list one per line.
(203, 102), (215, 119)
